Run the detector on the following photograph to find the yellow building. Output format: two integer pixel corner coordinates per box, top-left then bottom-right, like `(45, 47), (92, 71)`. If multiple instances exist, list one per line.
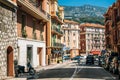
(46, 0), (64, 64)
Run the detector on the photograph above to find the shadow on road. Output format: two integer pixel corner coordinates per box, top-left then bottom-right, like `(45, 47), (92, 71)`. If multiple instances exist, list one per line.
(28, 64), (116, 80)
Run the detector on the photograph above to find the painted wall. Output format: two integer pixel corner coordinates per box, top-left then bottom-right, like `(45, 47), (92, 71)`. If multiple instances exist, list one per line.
(18, 38), (46, 68)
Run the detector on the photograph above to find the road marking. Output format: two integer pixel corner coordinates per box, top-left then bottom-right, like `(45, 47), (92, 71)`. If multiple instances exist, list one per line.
(69, 61), (84, 80)
(69, 63), (77, 80)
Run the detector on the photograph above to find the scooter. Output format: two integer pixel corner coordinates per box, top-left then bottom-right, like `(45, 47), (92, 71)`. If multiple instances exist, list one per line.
(27, 62), (36, 75)
(15, 62), (35, 77)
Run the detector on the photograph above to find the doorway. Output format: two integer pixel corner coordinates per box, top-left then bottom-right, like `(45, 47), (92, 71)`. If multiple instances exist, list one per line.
(7, 46), (14, 76)
(37, 48), (42, 66)
(27, 46), (33, 65)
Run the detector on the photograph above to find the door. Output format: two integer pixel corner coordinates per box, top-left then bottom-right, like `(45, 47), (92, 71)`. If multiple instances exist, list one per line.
(27, 46), (33, 65)
(38, 48), (42, 65)
(7, 46), (14, 76)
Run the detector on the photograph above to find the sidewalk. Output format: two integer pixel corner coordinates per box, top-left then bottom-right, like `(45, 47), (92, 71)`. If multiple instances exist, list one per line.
(5, 61), (71, 80)
(35, 60), (71, 72)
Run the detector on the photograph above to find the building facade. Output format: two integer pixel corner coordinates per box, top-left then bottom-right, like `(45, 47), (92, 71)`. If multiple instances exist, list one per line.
(17, 0), (51, 68)
(61, 20), (80, 58)
(0, 0), (18, 79)
(80, 23), (105, 56)
(104, 0), (120, 55)
(46, 0), (64, 64)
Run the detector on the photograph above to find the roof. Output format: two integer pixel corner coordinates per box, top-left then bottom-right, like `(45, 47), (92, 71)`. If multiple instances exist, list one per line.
(64, 19), (79, 24)
(80, 23), (105, 28)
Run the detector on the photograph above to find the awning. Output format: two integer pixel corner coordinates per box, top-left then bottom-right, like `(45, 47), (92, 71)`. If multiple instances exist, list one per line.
(90, 51), (100, 55)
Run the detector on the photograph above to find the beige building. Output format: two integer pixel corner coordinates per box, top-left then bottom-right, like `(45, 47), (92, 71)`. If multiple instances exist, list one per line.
(62, 20), (80, 58)
(80, 23), (105, 56)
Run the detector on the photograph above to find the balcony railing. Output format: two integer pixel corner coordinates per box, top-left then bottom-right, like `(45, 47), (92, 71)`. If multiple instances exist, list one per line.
(52, 42), (64, 47)
(94, 37), (101, 40)
(28, 0), (50, 20)
(52, 25), (63, 34)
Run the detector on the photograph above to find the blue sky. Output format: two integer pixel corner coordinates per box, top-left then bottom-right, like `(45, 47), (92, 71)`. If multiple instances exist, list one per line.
(58, 0), (115, 8)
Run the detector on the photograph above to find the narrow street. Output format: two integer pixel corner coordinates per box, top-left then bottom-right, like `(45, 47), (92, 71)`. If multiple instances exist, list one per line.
(28, 59), (117, 80)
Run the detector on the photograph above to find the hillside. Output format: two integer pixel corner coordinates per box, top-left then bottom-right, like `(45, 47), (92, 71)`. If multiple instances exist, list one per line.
(64, 4), (107, 25)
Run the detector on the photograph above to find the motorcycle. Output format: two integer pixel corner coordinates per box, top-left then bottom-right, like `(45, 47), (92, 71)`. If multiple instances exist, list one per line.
(15, 62), (36, 77)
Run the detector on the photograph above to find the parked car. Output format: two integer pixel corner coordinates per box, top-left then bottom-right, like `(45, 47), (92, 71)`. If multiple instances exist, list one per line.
(71, 56), (81, 60)
(63, 56), (70, 60)
(86, 55), (94, 64)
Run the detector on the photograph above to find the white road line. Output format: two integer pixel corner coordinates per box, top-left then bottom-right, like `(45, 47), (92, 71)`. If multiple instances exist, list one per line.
(69, 63), (77, 80)
(69, 61), (84, 80)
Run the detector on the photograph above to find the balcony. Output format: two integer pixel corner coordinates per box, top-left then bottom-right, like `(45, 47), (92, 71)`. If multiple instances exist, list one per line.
(51, 11), (63, 24)
(51, 25), (63, 36)
(18, 0), (50, 21)
(94, 37), (100, 41)
(94, 43), (100, 47)
(52, 42), (64, 48)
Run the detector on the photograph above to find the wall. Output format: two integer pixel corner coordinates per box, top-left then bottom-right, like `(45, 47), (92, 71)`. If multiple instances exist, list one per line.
(18, 38), (46, 68)
(0, 1), (18, 79)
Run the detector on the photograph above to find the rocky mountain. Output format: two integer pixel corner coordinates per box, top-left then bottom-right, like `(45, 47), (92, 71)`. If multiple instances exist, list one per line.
(63, 4), (107, 24)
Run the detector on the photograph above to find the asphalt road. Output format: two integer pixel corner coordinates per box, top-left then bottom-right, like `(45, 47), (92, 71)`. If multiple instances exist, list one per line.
(28, 59), (118, 80)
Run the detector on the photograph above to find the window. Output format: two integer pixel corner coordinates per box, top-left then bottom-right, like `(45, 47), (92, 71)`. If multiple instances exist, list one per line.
(64, 36), (65, 42)
(73, 32), (75, 36)
(22, 14), (26, 31)
(21, 14), (27, 37)
(32, 19), (36, 39)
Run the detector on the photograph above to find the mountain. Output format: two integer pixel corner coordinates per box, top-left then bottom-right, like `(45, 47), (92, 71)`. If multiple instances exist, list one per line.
(63, 4), (107, 25)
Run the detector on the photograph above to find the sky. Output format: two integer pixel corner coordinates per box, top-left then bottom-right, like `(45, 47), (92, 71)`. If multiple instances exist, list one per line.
(58, 0), (116, 8)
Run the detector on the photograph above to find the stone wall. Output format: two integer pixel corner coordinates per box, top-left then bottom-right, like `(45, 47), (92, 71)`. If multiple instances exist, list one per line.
(0, 2), (18, 79)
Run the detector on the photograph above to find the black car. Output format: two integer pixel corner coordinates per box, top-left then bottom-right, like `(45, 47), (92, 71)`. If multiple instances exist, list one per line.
(86, 55), (94, 64)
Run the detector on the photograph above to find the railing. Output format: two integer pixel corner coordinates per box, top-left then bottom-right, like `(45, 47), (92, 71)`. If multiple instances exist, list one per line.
(52, 42), (64, 47)
(52, 25), (63, 34)
(28, 0), (50, 20)
(94, 43), (100, 47)
(94, 37), (101, 40)
(56, 12), (62, 20)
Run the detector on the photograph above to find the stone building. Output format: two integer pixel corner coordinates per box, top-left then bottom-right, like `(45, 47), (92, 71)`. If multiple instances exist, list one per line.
(104, 0), (120, 54)
(80, 23), (105, 56)
(61, 20), (80, 58)
(17, 0), (51, 68)
(0, 0), (18, 79)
